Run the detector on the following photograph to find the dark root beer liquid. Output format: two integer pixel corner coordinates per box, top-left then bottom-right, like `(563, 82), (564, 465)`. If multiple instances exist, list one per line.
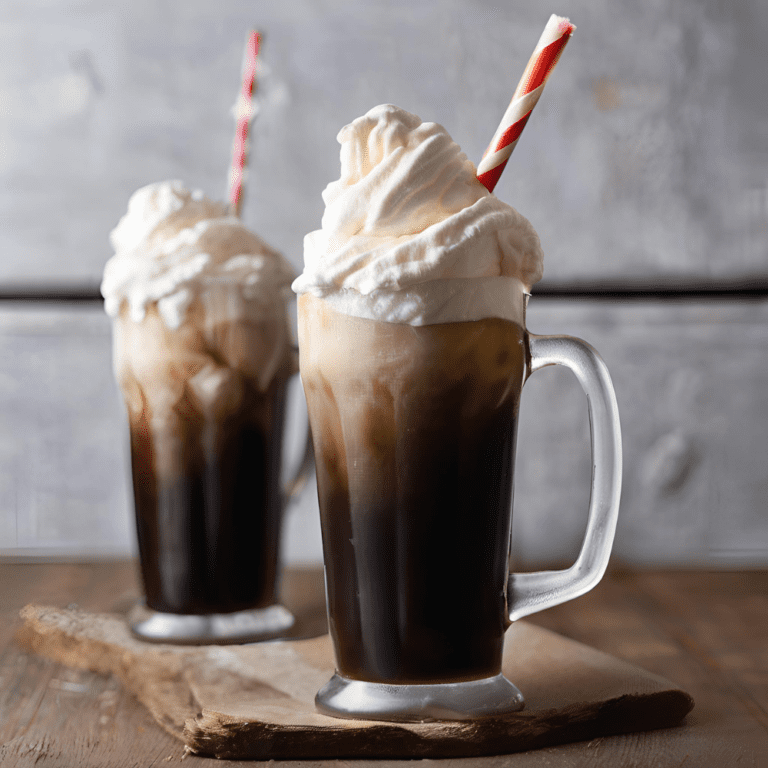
(300, 294), (526, 684)
(116, 304), (293, 616)
(129, 379), (287, 614)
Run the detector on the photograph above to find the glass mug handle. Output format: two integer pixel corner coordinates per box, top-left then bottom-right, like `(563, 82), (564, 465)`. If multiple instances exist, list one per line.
(508, 333), (622, 622)
(283, 350), (315, 501)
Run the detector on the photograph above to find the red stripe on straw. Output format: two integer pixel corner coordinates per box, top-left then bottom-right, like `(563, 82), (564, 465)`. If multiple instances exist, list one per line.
(478, 112), (531, 191)
(476, 161), (509, 194)
(476, 16), (574, 194)
(229, 30), (261, 216)
(516, 34), (572, 99)
(494, 111), (532, 155)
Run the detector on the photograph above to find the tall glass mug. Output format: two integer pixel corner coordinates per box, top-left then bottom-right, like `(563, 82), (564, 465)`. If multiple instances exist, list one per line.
(298, 287), (621, 721)
(113, 299), (313, 644)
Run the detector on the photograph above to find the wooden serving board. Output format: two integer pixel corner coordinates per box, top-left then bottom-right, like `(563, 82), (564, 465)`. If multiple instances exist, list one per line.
(16, 604), (693, 760)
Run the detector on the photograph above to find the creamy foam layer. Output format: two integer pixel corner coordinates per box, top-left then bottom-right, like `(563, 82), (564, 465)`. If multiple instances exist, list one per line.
(114, 304), (292, 452)
(104, 181), (295, 401)
(292, 104), (543, 325)
(102, 180), (295, 329)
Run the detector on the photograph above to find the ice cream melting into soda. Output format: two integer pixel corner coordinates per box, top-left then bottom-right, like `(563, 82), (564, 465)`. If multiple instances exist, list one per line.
(104, 181), (293, 331)
(102, 180), (295, 402)
(293, 15), (575, 326)
(292, 105), (543, 327)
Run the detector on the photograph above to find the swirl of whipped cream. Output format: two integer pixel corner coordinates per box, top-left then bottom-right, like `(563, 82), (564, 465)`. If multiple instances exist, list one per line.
(292, 104), (544, 325)
(102, 180), (295, 330)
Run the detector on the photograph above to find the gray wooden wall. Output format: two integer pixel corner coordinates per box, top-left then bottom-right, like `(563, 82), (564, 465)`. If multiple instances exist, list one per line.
(1, 0), (766, 567)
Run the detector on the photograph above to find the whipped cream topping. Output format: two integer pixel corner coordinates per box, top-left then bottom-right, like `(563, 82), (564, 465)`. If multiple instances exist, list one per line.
(102, 180), (295, 329)
(292, 104), (543, 325)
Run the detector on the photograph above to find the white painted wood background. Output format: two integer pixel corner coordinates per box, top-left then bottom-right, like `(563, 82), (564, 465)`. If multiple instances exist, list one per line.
(0, 300), (765, 567)
(0, 0), (766, 565)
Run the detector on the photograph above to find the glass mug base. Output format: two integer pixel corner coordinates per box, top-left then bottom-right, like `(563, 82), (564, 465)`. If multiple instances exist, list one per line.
(315, 673), (525, 722)
(128, 602), (295, 645)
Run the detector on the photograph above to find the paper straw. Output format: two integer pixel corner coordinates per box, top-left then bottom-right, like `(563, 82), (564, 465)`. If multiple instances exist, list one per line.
(476, 15), (575, 193)
(228, 30), (261, 216)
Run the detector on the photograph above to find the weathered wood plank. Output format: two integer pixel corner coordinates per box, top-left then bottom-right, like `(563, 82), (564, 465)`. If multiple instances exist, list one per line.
(2, 564), (767, 766)
(628, 572), (768, 730)
(515, 298), (768, 568)
(529, 570), (768, 766)
(0, 304), (320, 564)
(14, 604), (693, 761)
(0, 561), (182, 767)
(0, 1), (766, 285)
(0, 306), (130, 557)
(0, 563), (326, 768)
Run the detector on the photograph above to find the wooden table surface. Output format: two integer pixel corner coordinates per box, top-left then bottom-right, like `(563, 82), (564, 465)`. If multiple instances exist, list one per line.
(1, 562), (766, 766)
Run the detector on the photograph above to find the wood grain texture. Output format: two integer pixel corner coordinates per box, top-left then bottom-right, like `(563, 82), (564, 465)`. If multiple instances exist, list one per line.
(0, 0), (766, 285)
(515, 298), (768, 568)
(0, 304), (321, 564)
(1, 563), (767, 766)
(0, 562), (182, 767)
(0, 563), (326, 767)
(530, 569), (768, 767)
(14, 605), (693, 760)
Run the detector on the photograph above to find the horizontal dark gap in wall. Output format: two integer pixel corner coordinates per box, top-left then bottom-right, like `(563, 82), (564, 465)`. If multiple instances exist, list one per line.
(0, 279), (767, 303)
(0, 285), (104, 302)
(533, 279), (768, 301)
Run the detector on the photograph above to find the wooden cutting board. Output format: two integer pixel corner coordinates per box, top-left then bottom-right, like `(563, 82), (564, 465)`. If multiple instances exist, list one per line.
(16, 604), (693, 760)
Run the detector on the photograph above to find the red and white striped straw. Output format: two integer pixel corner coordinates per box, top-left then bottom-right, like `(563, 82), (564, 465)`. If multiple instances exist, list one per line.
(228, 30), (261, 216)
(476, 15), (575, 193)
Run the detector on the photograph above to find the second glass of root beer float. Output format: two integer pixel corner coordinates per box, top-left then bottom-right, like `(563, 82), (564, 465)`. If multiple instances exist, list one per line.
(103, 180), (313, 644)
(293, 104), (622, 721)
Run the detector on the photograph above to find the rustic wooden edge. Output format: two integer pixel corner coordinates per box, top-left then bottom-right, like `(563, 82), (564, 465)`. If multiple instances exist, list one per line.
(15, 603), (695, 761)
(15, 604), (199, 742)
(182, 690), (694, 760)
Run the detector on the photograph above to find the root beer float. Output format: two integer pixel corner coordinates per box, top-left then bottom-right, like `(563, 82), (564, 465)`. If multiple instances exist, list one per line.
(103, 181), (304, 642)
(295, 16), (622, 722)
(102, 32), (313, 644)
(293, 100), (542, 683)
(294, 104), (541, 684)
